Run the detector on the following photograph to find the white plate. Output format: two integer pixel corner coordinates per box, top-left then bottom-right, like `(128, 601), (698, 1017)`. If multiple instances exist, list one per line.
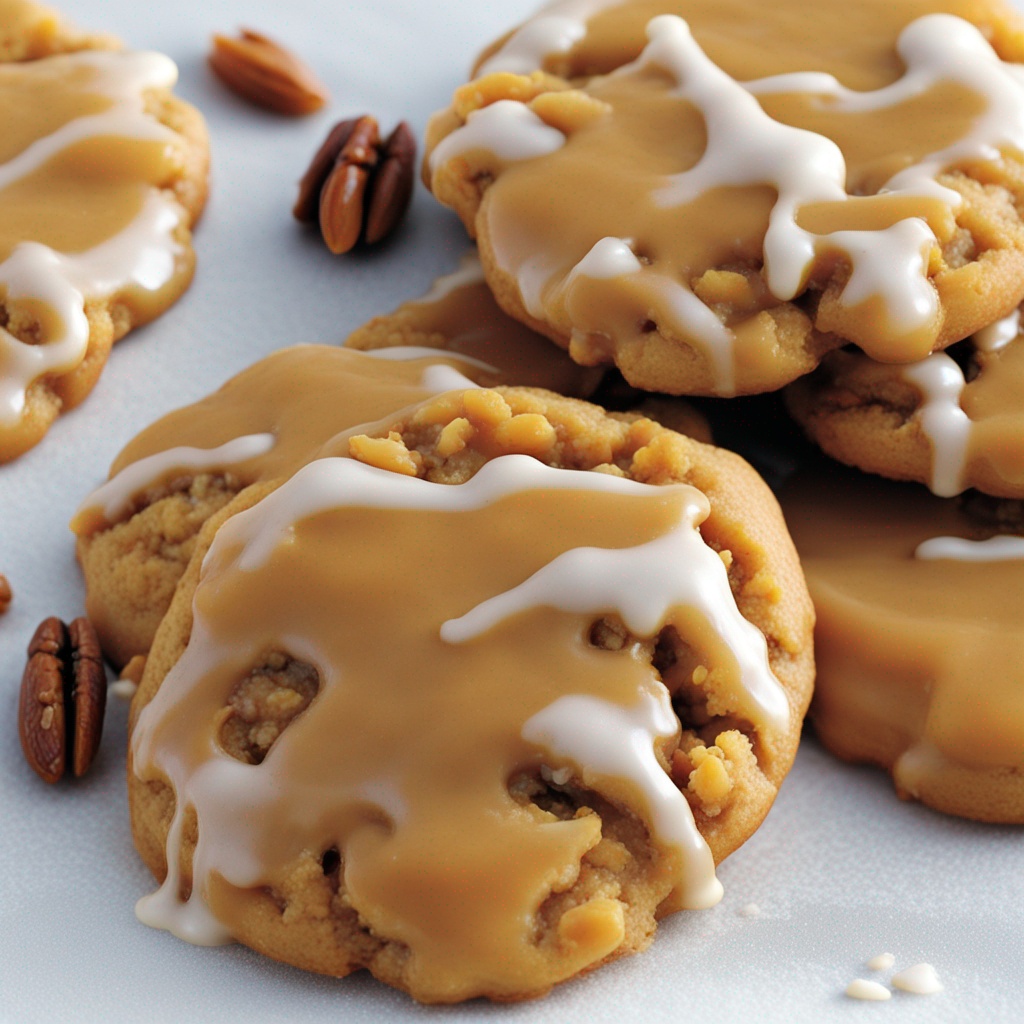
(1, 2), (1021, 1020)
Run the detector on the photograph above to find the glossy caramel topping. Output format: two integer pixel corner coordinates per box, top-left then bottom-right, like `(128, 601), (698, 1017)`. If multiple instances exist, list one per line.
(72, 346), (486, 534)
(781, 465), (1024, 787)
(133, 449), (787, 1000)
(0, 50), (190, 429)
(431, 3), (1024, 393)
(345, 253), (605, 397)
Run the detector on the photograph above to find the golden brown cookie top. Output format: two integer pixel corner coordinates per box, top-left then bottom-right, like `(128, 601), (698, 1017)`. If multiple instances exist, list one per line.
(0, 35), (207, 461)
(787, 307), (1024, 497)
(780, 461), (1024, 821)
(131, 386), (813, 1001)
(426, 0), (1024, 396)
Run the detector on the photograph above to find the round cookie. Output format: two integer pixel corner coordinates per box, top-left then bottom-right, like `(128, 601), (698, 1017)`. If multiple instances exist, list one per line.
(786, 307), (1024, 498)
(128, 385), (814, 1003)
(73, 346), (512, 666)
(425, 0), (1024, 397)
(0, 2), (209, 461)
(780, 458), (1024, 823)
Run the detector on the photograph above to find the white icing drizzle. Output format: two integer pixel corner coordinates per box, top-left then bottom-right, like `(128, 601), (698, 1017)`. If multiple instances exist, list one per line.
(867, 952), (896, 971)
(134, 454), (788, 940)
(902, 353), (971, 497)
(72, 350), (485, 531)
(846, 979), (892, 1001)
(892, 963), (943, 995)
(522, 691), (723, 910)
(427, 99), (565, 173)
(74, 433), (276, 526)
(915, 535), (1024, 561)
(0, 51), (188, 426)
(434, 12), (1024, 391)
(974, 308), (1020, 353)
(479, 0), (618, 75)
(441, 494), (789, 734)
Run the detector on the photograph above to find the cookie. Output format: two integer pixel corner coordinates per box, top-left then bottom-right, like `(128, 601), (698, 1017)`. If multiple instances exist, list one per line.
(780, 459), (1024, 822)
(345, 252), (606, 398)
(0, 3), (209, 461)
(73, 346), (513, 666)
(425, 2), (1024, 396)
(127, 384), (814, 1002)
(786, 307), (1024, 498)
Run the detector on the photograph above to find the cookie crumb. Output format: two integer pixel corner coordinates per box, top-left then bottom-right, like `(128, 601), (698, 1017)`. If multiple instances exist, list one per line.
(737, 902), (760, 918)
(866, 952), (895, 971)
(846, 979), (892, 1001)
(892, 963), (943, 995)
(0, 573), (11, 614)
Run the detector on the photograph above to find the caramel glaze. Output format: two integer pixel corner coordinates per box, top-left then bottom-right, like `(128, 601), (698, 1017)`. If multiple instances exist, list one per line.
(780, 461), (1024, 821)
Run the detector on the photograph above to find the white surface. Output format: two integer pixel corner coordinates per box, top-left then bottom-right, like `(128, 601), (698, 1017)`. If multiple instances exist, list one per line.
(0, 1), (1022, 1020)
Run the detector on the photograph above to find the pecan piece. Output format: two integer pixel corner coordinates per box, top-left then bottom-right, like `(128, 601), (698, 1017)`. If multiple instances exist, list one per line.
(319, 115), (380, 254)
(295, 116), (417, 253)
(0, 573), (10, 614)
(365, 122), (417, 245)
(209, 29), (328, 116)
(18, 617), (106, 783)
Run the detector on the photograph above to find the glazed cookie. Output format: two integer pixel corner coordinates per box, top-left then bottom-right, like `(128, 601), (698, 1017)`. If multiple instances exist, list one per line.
(73, 346), (512, 666)
(786, 307), (1024, 498)
(128, 385), (814, 1002)
(346, 252), (605, 398)
(780, 459), (1024, 823)
(426, 1), (1024, 396)
(0, 2), (209, 461)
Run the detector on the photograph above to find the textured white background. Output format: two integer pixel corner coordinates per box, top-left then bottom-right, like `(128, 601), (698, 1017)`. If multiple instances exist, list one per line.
(1, 1), (1022, 1020)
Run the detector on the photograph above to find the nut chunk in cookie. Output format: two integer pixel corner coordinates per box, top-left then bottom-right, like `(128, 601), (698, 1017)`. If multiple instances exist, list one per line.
(0, 16), (208, 461)
(426, 2), (1024, 396)
(129, 388), (813, 1003)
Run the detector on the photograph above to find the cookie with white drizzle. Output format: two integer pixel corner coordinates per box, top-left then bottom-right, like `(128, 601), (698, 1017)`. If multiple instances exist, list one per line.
(75, 265), (708, 668)
(72, 346), (522, 667)
(0, 0), (208, 461)
(126, 384), (812, 1002)
(786, 307), (1024, 497)
(426, 1), (1024, 396)
(780, 458), (1024, 822)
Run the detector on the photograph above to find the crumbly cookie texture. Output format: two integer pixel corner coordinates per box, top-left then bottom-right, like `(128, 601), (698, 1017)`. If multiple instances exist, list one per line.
(0, 0), (113, 61)
(0, 6), (209, 462)
(129, 385), (814, 1002)
(425, 0), (1024, 397)
(781, 461), (1024, 823)
(786, 310), (1024, 498)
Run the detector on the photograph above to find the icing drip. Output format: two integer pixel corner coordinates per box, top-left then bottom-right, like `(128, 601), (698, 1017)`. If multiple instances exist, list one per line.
(974, 309), (1020, 353)
(902, 353), (970, 497)
(0, 51), (188, 426)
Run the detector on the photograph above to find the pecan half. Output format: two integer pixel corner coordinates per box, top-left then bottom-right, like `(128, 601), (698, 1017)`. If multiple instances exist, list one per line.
(209, 29), (328, 116)
(0, 573), (10, 614)
(319, 116), (380, 254)
(18, 617), (106, 783)
(365, 122), (417, 246)
(295, 117), (417, 253)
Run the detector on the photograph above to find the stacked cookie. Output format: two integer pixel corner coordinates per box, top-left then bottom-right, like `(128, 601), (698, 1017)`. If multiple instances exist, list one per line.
(421, 0), (1024, 824)
(77, 264), (814, 1000)
(72, 0), (1024, 1005)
